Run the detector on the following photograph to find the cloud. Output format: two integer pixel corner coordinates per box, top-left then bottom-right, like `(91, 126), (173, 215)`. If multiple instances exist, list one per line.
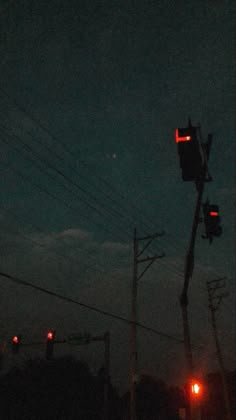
(101, 241), (130, 251)
(57, 228), (91, 241)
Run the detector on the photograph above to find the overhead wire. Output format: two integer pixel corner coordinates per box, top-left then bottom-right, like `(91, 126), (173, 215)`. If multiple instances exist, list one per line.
(0, 204), (116, 277)
(0, 114), (163, 245)
(0, 269), (184, 344)
(0, 133), (130, 243)
(0, 124), (198, 283)
(0, 137), (186, 281)
(0, 100), (187, 275)
(0, 88), (159, 234)
(0, 90), (210, 279)
(0, 123), (133, 240)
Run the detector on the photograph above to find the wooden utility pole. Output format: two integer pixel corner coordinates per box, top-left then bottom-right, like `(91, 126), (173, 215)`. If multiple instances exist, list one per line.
(130, 228), (164, 420)
(180, 178), (205, 420)
(103, 331), (110, 420)
(207, 278), (233, 420)
(179, 132), (212, 420)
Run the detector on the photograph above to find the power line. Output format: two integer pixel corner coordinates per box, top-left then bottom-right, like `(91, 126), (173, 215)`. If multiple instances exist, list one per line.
(0, 123), (132, 236)
(0, 153), (186, 282)
(2, 118), (134, 224)
(0, 111), (188, 261)
(0, 90), (190, 261)
(0, 204), (110, 277)
(0, 269), (183, 344)
(0, 91), (214, 275)
(0, 88), (157, 234)
(0, 149), (193, 282)
(0, 135), (128, 242)
(0, 121), (157, 243)
(0, 160), (186, 283)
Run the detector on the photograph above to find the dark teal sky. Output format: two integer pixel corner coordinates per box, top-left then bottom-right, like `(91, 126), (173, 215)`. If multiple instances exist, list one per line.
(0, 0), (235, 389)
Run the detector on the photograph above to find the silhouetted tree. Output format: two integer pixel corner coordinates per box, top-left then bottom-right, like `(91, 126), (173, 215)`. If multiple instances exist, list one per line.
(0, 356), (121, 420)
(121, 374), (183, 420)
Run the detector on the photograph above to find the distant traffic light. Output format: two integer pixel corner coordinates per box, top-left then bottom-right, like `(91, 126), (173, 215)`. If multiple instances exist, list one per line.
(12, 335), (21, 354)
(190, 379), (203, 399)
(191, 382), (201, 395)
(46, 330), (55, 360)
(203, 201), (222, 243)
(175, 122), (203, 181)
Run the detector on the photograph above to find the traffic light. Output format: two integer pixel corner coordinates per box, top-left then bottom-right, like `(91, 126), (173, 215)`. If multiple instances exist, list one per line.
(191, 382), (201, 396)
(175, 122), (203, 181)
(203, 201), (222, 243)
(12, 335), (21, 354)
(46, 330), (55, 360)
(189, 379), (204, 400)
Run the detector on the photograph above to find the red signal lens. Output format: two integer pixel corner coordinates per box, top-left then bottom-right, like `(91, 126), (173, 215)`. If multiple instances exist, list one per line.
(192, 383), (200, 394)
(209, 211), (218, 216)
(12, 336), (19, 344)
(175, 128), (191, 143)
(47, 331), (54, 340)
(190, 380), (203, 398)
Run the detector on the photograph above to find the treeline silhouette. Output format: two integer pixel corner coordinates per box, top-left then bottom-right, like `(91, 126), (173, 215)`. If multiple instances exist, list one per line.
(0, 356), (120, 420)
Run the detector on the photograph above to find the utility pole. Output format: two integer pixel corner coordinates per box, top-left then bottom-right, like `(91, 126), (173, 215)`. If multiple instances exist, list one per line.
(207, 278), (233, 420)
(130, 228), (164, 420)
(67, 331), (110, 420)
(180, 176), (205, 420)
(175, 121), (214, 420)
(103, 331), (110, 420)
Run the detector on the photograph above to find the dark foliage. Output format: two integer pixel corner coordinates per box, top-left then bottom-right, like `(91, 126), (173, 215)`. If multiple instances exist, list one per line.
(121, 374), (183, 420)
(0, 356), (121, 420)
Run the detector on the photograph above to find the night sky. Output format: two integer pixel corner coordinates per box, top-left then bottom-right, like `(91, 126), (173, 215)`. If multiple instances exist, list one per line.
(0, 0), (235, 390)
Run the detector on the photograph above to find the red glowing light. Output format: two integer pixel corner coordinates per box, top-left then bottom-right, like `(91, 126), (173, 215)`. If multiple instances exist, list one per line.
(47, 331), (54, 340)
(175, 128), (191, 143)
(12, 336), (19, 344)
(192, 383), (200, 394)
(209, 211), (218, 216)
(190, 380), (203, 398)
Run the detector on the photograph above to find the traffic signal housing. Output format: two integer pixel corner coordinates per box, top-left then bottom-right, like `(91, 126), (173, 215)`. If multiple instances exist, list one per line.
(46, 330), (55, 360)
(175, 124), (203, 181)
(203, 202), (222, 243)
(12, 335), (21, 354)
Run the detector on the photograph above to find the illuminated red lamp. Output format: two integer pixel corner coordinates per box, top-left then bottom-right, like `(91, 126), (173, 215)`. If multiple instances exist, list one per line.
(47, 331), (54, 340)
(209, 211), (218, 217)
(190, 380), (203, 398)
(191, 383), (200, 395)
(12, 335), (21, 354)
(46, 330), (55, 359)
(175, 128), (191, 143)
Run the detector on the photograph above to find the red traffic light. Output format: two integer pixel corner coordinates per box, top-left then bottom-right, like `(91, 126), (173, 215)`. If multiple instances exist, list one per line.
(12, 335), (21, 354)
(191, 383), (200, 395)
(175, 128), (191, 143)
(47, 331), (55, 341)
(209, 211), (218, 217)
(46, 330), (55, 359)
(12, 336), (19, 344)
(190, 380), (203, 398)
